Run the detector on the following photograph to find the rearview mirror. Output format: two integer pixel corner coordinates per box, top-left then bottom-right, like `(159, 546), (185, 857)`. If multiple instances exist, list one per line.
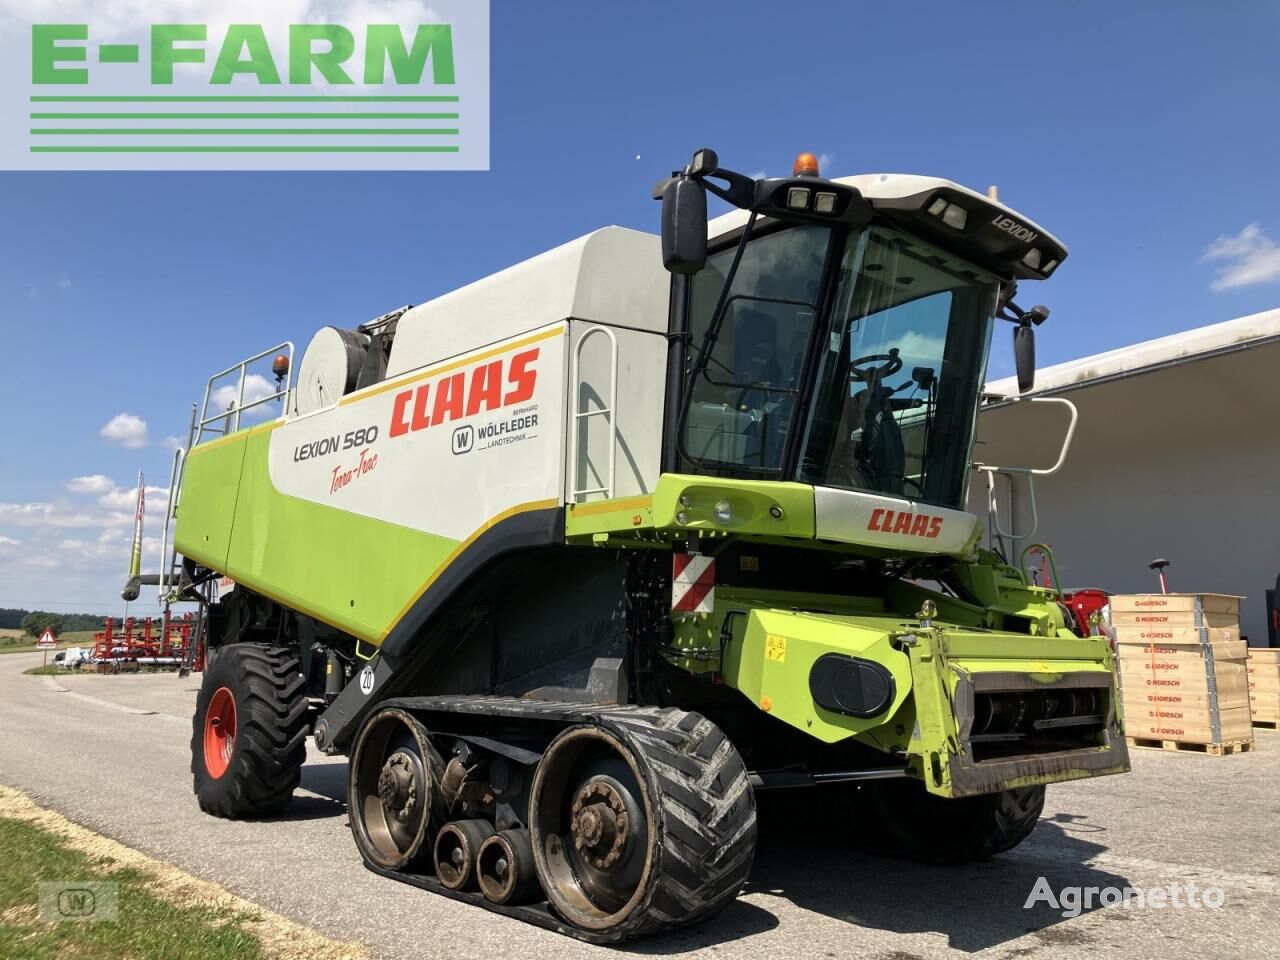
(660, 177), (707, 275)
(1013, 324), (1035, 393)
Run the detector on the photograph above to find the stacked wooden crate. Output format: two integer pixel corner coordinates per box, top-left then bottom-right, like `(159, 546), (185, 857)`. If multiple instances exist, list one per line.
(1247, 648), (1280, 729)
(1113, 593), (1254, 755)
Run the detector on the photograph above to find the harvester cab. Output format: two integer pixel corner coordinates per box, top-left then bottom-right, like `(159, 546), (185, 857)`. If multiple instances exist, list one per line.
(164, 147), (1129, 941)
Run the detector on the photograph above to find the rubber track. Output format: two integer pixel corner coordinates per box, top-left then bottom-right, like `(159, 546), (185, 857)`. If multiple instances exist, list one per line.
(192, 644), (310, 818)
(371, 695), (758, 942)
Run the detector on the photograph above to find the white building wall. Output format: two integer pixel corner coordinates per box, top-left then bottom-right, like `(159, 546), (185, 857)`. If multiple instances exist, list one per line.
(969, 336), (1280, 644)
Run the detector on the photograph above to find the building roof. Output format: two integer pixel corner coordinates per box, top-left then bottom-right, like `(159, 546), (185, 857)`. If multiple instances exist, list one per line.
(985, 307), (1280, 397)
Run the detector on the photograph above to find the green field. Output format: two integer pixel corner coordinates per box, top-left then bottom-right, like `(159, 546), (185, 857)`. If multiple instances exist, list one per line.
(0, 816), (265, 960)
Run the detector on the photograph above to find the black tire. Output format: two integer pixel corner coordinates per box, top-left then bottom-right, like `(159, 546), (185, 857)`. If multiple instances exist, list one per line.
(191, 643), (309, 818)
(854, 778), (1045, 864)
(530, 707), (757, 938)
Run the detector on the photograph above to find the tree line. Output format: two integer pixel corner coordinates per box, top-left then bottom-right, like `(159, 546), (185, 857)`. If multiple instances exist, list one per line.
(0, 608), (110, 637)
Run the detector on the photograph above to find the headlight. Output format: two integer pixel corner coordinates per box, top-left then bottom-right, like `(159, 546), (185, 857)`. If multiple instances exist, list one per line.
(713, 500), (734, 524)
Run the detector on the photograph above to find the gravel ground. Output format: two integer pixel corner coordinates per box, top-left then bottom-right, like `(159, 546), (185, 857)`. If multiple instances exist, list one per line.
(0, 651), (1276, 960)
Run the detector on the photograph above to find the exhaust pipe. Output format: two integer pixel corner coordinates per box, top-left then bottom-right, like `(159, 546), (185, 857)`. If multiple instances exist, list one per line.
(477, 829), (538, 905)
(433, 819), (495, 890)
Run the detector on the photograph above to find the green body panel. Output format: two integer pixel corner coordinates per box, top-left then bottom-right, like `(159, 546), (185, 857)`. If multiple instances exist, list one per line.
(174, 432), (250, 570)
(178, 427), (461, 644)
(565, 474), (815, 542)
(712, 600), (1122, 797)
(725, 607), (913, 743)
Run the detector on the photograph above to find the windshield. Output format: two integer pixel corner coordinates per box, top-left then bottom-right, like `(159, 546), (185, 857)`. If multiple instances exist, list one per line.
(681, 224), (831, 474)
(799, 227), (997, 507)
(680, 222), (998, 509)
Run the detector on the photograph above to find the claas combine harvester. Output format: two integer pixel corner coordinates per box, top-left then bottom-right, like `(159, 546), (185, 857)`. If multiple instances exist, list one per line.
(160, 149), (1130, 940)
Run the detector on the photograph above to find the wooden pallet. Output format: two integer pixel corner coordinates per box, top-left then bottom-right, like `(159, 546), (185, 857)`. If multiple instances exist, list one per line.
(1126, 735), (1254, 756)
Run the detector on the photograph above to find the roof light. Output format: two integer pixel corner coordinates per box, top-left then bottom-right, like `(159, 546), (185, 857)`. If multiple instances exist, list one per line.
(814, 192), (837, 214)
(1022, 248), (1043, 270)
(927, 196), (948, 217)
(1043, 258), (1059, 273)
(793, 152), (820, 176)
(689, 147), (718, 175)
(787, 187), (811, 210)
(941, 204), (968, 229)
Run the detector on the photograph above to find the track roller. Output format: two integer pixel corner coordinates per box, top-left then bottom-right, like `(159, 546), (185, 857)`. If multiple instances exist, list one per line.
(477, 829), (538, 905)
(348, 708), (445, 870)
(434, 819), (496, 890)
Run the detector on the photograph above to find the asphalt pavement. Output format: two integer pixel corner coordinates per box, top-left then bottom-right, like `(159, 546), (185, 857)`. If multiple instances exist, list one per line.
(1, 650), (1276, 960)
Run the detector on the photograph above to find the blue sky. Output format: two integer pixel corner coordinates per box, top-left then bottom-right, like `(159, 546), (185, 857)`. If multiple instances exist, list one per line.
(2, 1), (1278, 613)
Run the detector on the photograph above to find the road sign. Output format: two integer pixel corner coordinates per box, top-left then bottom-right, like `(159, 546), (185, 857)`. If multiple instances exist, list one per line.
(36, 628), (58, 648)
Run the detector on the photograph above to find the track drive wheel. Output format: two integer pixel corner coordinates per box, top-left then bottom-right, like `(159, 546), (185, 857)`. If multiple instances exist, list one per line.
(855, 778), (1046, 863)
(191, 643), (309, 818)
(348, 708), (446, 870)
(530, 709), (756, 939)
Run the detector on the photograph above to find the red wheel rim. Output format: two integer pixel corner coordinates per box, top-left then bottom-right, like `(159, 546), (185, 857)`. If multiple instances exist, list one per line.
(204, 686), (237, 779)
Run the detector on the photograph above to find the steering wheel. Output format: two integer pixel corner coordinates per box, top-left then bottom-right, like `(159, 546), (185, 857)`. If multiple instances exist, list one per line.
(850, 348), (903, 384)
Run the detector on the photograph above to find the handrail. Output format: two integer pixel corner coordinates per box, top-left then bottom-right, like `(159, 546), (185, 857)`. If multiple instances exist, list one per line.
(974, 396), (1079, 549)
(195, 341), (294, 445)
(973, 396), (1078, 477)
(569, 326), (618, 502)
(1020, 542), (1063, 598)
(158, 445), (183, 604)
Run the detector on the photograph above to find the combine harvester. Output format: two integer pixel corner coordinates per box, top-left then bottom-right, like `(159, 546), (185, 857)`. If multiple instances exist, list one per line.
(155, 150), (1129, 940)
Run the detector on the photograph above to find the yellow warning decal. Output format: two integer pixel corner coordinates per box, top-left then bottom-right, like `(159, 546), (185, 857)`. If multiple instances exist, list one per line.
(765, 635), (787, 662)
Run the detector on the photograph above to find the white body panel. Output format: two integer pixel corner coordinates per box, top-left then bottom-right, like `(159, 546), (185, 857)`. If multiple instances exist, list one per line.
(814, 487), (980, 556)
(387, 227), (668, 379)
(269, 325), (568, 541)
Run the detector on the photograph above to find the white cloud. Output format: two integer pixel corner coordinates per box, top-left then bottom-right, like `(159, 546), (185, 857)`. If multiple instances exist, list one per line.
(66, 474), (116, 495)
(818, 152), (836, 173)
(1201, 223), (1280, 291)
(0, 534), (19, 547)
(211, 374), (279, 420)
(97, 485), (169, 512)
(162, 435), (184, 452)
(0, 502), (100, 528)
(58, 272), (72, 290)
(100, 413), (149, 448)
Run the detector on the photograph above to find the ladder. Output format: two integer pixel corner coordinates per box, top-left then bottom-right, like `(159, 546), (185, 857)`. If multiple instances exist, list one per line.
(568, 326), (618, 503)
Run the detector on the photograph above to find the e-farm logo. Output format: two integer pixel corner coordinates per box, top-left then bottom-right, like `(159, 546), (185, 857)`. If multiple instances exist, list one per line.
(0, 1), (489, 170)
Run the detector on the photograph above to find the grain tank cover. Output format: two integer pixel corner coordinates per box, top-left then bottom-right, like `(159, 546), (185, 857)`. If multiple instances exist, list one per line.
(386, 227), (666, 379)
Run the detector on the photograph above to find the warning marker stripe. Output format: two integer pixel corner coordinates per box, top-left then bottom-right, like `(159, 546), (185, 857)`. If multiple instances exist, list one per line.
(672, 554), (715, 614)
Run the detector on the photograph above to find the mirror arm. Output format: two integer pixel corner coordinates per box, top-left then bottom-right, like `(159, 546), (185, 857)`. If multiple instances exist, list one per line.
(700, 169), (758, 210)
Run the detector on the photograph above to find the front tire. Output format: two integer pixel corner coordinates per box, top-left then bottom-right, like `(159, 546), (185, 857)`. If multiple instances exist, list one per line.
(855, 779), (1045, 864)
(191, 643), (309, 818)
